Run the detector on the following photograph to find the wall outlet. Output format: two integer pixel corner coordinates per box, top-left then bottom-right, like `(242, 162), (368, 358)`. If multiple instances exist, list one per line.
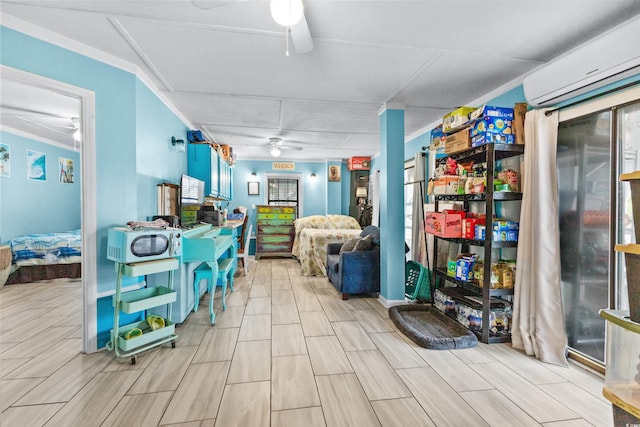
(252, 204), (256, 209)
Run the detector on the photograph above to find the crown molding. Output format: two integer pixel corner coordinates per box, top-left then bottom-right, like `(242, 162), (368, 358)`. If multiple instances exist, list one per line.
(1, 13), (195, 130)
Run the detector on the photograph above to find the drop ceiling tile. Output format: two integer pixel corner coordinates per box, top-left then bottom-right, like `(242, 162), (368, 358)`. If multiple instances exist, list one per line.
(170, 92), (281, 129)
(118, 17), (436, 103)
(280, 100), (380, 134)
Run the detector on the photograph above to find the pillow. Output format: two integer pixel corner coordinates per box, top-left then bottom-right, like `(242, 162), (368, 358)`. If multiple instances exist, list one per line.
(353, 235), (373, 251)
(360, 225), (380, 246)
(340, 238), (359, 254)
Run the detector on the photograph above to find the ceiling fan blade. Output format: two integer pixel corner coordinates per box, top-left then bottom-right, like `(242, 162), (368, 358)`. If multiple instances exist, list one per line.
(281, 145), (303, 151)
(291, 13), (313, 54)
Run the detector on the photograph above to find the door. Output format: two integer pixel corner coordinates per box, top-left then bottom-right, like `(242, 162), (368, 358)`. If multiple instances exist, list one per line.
(557, 111), (612, 364)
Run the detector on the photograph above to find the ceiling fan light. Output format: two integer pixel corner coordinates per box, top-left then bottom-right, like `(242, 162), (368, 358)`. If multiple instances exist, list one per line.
(270, 147), (281, 157)
(270, 0), (303, 27)
(73, 128), (81, 142)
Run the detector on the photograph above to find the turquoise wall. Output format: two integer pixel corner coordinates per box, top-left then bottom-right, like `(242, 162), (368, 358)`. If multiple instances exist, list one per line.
(1, 26), (189, 348)
(229, 159), (332, 243)
(135, 79), (190, 221)
(0, 131), (81, 242)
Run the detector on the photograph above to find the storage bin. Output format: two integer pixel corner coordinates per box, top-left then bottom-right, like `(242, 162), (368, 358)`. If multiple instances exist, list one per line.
(114, 286), (177, 314)
(115, 318), (175, 352)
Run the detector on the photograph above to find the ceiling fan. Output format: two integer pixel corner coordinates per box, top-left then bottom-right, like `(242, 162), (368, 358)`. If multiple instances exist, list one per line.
(191, 0), (313, 54)
(267, 137), (303, 157)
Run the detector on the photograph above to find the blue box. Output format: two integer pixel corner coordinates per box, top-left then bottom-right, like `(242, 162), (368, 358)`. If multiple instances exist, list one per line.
(472, 132), (515, 147)
(469, 105), (514, 121)
(470, 116), (514, 136)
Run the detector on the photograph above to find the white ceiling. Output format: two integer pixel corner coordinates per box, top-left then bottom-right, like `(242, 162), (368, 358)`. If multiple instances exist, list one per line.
(2, 0), (640, 161)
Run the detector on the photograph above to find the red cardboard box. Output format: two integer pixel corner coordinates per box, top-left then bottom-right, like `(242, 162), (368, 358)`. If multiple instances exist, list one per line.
(425, 211), (463, 238)
(348, 156), (371, 171)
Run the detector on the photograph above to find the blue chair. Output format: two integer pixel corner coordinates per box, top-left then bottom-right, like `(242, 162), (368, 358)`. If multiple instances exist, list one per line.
(193, 257), (235, 324)
(326, 225), (381, 300)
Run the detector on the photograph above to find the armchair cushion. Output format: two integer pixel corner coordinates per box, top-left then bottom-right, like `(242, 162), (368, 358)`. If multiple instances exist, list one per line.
(339, 238), (359, 254)
(352, 235), (373, 251)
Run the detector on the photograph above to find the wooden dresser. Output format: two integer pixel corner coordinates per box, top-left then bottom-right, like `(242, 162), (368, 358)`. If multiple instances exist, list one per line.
(255, 205), (296, 259)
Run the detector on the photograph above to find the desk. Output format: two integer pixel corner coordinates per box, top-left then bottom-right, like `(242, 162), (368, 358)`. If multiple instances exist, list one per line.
(148, 223), (237, 324)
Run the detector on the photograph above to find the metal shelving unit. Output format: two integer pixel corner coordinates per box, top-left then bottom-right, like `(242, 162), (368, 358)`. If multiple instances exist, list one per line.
(432, 143), (524, 343)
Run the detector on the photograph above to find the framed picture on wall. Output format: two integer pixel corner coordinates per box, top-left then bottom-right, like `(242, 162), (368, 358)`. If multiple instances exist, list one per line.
(27, 150), (46, 181)
(59, 157), (74, 184)
(248, 181), (259, 195)
(328, 165), (340, 182)
(0, 143), (10, 178)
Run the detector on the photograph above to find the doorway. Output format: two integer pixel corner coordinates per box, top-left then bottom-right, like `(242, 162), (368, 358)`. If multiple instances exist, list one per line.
(1, 65), (97, 353)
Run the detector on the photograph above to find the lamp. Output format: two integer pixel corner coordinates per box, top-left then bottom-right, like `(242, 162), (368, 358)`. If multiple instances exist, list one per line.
(250, 172), (258, 182)
(270, 147), (281, 157)
(270, 0), (303, 27)
(310, 173), (317, 180)
(355, 187), (368, 198)
(171, 136), (185, 152)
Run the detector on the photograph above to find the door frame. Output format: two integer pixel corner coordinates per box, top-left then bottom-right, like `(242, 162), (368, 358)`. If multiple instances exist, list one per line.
(2, 65), (97, 353)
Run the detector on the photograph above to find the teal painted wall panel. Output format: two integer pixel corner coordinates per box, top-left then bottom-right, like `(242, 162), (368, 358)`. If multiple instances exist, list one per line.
(379, 109), (406, 301)
(229, 159), (329, 249)
(135, 80), (189, 221)
(327, 160), (342, 214)
(1, 26), (190, 348)
(0, 131), (81, 242)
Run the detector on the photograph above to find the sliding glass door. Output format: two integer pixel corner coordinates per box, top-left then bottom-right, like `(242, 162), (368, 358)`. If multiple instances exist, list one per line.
(557, 99), (640, 365)
(558, 111), (612, 364)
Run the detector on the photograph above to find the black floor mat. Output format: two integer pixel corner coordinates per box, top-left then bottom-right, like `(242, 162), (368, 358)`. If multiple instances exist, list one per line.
(389, 305), (477, 350)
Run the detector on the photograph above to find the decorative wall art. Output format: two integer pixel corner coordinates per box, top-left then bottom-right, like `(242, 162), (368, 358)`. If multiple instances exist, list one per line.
(248, 181), (260, 195)
(59, 157), (74, 184)
(27, 150), (46, 181)
(328, 165), (341, 182)
(0, 143), (10, 178)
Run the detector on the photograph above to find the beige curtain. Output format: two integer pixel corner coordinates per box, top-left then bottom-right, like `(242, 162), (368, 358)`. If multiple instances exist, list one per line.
(513, 109), (568, 366)
(411, 152), (427, 265)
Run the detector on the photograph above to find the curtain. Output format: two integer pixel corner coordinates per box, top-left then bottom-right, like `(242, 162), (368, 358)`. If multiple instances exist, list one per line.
(372, 170), (381, 227)
(411, 152), (427, 266)
(513, 109), (568, 366)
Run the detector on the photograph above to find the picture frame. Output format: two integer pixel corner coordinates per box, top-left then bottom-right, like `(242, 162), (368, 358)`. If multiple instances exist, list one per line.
(328, 165), (341, 182)
(248, 181), (259, 195)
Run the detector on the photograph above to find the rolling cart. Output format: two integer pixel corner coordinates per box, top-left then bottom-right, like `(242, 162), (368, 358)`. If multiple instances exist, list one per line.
(106, 258), (179, 365)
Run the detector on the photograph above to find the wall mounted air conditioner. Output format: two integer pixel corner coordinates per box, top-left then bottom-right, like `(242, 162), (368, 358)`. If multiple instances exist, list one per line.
(523, 16), (640, 107)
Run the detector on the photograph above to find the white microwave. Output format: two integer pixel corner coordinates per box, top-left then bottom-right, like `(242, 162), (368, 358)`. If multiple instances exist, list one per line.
(107, 227), (182, 263)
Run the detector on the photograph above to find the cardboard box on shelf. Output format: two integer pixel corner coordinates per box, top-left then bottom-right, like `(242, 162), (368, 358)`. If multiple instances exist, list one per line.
(431, 124), (445, 149)
(348, 156), (371, 171)
(425, 211), (463, 238)
(514, 103), (528, 144)
(431, 175), (462, 195)
(443, 106), (475, 133)
(469, 105), (514, 122)
(471, 132), (515, 147)
(470, 116), (513, 138)
(445, 128), (471, 154)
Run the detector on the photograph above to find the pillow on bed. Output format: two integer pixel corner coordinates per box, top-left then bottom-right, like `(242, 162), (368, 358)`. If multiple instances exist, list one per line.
(339, 238), (359, 254)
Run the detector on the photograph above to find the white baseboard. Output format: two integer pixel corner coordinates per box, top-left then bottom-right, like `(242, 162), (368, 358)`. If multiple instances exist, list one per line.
(377, 295), (409, 308)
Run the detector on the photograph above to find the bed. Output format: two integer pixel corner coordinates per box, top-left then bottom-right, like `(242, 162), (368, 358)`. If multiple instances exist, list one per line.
(4, 229), (82, 286)
(292, 215), (362, 276)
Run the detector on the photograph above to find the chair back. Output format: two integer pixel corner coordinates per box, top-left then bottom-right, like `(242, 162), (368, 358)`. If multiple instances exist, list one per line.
(238, 215), (249, 250)
(242, 224), (252, 275)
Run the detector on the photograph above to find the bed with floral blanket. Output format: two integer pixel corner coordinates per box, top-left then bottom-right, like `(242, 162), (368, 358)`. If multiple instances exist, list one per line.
(292, 215), (362, 276)
(5, 229), (82, 285)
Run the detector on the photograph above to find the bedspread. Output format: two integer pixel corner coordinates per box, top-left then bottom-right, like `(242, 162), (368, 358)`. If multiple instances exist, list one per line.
(10, 229), (82, 268)
(298, 228), (362, 276)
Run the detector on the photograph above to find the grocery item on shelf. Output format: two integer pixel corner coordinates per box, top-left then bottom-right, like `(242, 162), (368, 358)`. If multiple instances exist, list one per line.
(442, 106), (476, 133)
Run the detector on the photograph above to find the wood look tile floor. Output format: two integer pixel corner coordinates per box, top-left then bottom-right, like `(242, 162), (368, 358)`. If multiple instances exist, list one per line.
(0, 259), (613, 426)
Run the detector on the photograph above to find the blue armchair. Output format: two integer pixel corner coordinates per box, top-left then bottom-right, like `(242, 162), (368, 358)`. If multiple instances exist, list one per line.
(326, 225), (380, 300)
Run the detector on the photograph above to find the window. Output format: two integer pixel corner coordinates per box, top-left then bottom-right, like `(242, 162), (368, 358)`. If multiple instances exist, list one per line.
(267, 177), (300, 216)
